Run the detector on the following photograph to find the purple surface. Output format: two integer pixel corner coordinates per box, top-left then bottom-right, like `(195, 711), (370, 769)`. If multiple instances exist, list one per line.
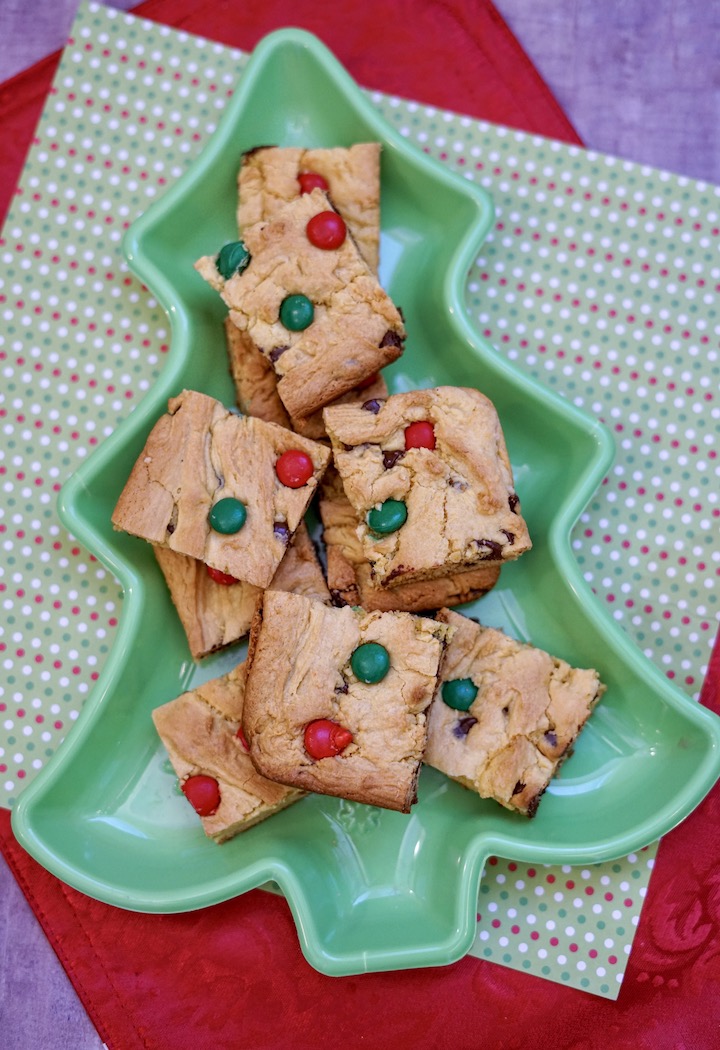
(0, 2), (718, 1047)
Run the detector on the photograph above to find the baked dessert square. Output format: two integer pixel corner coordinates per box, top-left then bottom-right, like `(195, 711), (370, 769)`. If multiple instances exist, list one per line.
(154, 521), (331, 660)
(152, 662), (304, 843)
(111, 389), (330, 588)
(424, 609), (605, 817)
(242, 590), (452, 812)
(237, 143), (381, 273)
(195, 187), (405, 420)
(323, 386), (532, 589)
(319, 466), (501, 611)
(224, 316), (389, 442)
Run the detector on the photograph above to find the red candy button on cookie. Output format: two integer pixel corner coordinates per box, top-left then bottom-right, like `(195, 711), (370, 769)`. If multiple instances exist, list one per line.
(181, 774), (221, 816)
(298, 171), (329, 194)
(306, 210), (346, 250)
(404, 420), (436, 450)
(304, 719), (353, 759)
(275, 449), (314, 488)
(206, 564), (240, 586)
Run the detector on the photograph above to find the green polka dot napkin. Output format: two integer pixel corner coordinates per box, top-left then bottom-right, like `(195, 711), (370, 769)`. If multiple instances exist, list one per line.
(1, 1), (717, 999)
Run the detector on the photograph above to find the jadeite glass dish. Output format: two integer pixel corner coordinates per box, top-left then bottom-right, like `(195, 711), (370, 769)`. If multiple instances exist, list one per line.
(12, 28), (720, 977)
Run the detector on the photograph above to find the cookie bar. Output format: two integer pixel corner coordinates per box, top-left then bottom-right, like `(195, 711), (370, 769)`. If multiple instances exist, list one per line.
(323, 386), (531, 589)
(237, 144), (381, 273)
(224, 316), (389, 442)
(111, 389), (330, 588)
(195, 187), (405, 419)
(152, 662), (305, 843)
(319, 466), (501, 611)
(154, 522), (331, 660)
(424, 609), (605, 817)
(242, 590), (452, 812)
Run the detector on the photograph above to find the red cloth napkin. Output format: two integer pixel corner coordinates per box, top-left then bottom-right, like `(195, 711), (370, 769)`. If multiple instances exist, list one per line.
(2, 2), (719, 1047)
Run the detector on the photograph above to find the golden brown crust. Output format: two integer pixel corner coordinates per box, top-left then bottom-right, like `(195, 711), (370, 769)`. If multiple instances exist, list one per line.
(152, 662), (305, 843)
(111, 389), (330, 588)
(153, 522), (330, 659)
(242, 591), (452, 812)
(237, 144), (381, 272)
(224, 316), (291, 429)
(323, 386), (532, 588)
(195, 189), (405, 419)
(319, 466), (501, 611)
(424, 610), (605, 816)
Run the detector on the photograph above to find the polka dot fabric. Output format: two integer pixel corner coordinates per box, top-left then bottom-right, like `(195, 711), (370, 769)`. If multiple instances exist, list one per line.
(0, 1), (716, 998)
(0, 4), (247, 806)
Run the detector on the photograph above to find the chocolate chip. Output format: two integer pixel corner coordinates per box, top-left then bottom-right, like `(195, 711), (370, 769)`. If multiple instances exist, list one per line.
(382, 449), (404, 469)
(453, 716), (477, 739)
(508, 493), (519, 513)
(500, 529), (515, 545)
(166, 521), (175, 535)
(379, 329), (403, 349)
(449, 477), (468, 492)
(273, 522), (290, 544)
(269, 344), (288, 363)
(335, 681), (349, 694)
(361, 398), (384, 414)
(475, 538), (503, 559)
(329, 588), (347, 607)
(526, 791), (544, 818)
(544, 730), (558, 748)
(341, 442), (355, 452)
(383, 565), (409, 585)
(511, 780), (526, 796)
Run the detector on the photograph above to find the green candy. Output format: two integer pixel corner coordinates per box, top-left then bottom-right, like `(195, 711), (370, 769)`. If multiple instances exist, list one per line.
(350, 642), (390, 684)
(367, 498), (407, 535)
(208, 497), (247, 534)
(279, 293), (314, 331)
(216, 240), (251, 280)
(441, 677), (478, 711)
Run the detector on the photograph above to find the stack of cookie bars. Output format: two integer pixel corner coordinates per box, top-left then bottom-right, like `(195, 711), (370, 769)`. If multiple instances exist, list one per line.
(112, 145), (604, 842)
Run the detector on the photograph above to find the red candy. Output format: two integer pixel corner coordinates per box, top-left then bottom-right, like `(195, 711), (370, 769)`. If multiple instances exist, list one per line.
(355, 371), (381, 391)
(236, 727), (250, 752)
(404, 420), (436, 451)
(181, 774), (221, 816)
(206, 564), (240, 586)
(275, 449), (314, 488)
(306, 210), (346, 250)
(298, 171), (329, 194)
(304, 719), (353, 759)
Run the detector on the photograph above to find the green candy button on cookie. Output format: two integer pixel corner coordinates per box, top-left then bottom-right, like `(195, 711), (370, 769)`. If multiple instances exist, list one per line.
(367, 498), (407, 535)
(209, 497), (247, 534)
(442, 678), (478, 711)
(440, 676), (478, 709)
(279, 293), (314, 331)
(350, 642), (390, 684)
(216, 240), (251, 280)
